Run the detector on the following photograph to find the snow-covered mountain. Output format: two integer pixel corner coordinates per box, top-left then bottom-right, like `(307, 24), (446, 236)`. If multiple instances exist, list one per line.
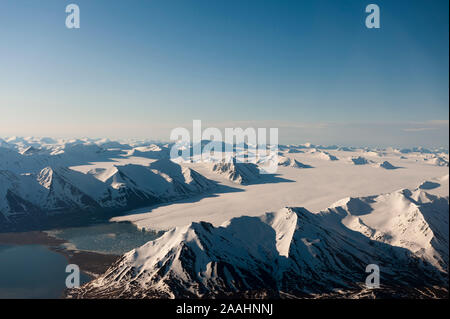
(425, 156), (449, 167)
(211, 158), (261, 184)
(0, 170), (45, 230)
(278, 156), (313, 169)
(330, 187), (449, 272)
(67, 187), (448, 299)
(378, 161), (399, 170)
(125, 145), (170, 159)
(312, 151), (339, 161)
(0, 160), (215, 231)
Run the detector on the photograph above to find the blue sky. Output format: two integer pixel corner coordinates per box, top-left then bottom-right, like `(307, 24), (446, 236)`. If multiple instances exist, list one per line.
(0, 0), (448, 146)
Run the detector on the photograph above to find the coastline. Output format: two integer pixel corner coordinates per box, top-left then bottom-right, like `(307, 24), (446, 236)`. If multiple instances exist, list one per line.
(0, 231), (120, 280)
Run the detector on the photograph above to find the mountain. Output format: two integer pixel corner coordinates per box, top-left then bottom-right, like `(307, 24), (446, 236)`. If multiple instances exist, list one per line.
(278, 157), (313, 169)
(212, 158), (260, 185)
(313, 151), (339, 161)
(287, 149), (304, 154)
(0, 161), (215, 232)
(425, 156), (449, 167)
(36, 167), (106, 212)
(0, 138), (11, 148)
(67, 188), (448, 299)
(0, 166), (112, 231)
(0, 147), (26, 172)
(125, 145), (170, 159)
(351, 156), (371, 165)
(338, 147), (354, 152)
(94, 139), (130, 150)
(96, 161), (214, 206)
(379, 161), (399, 170)
(329, 188), (449, 272)
(148, 159), (214, 193)
(0, 170), (45, 231)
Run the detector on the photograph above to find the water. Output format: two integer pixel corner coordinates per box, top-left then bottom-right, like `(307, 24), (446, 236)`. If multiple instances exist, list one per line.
(0, 245), (90, 299)
(0, 221), (163, 298)
(46, 222), (163, 255)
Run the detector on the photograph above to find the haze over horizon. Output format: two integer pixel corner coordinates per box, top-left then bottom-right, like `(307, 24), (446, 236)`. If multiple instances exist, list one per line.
(0, 0), (448, 147)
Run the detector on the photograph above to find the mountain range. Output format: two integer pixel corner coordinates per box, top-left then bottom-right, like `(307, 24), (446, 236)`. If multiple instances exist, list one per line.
(67, 187), (448, 299)
(0, 159), (214, 231)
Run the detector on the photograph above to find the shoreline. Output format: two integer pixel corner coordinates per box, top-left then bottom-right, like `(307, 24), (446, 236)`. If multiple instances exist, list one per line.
(0, 231), (120, 280)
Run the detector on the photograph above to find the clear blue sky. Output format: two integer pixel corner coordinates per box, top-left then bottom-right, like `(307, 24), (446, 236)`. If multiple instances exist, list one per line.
(0, 0), (448, 146)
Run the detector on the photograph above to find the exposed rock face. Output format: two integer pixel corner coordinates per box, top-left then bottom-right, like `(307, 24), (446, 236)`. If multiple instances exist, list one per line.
(351, 156), (370, 165)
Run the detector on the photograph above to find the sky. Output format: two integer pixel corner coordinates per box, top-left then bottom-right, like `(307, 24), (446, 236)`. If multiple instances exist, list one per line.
(0, 0), (448, 147)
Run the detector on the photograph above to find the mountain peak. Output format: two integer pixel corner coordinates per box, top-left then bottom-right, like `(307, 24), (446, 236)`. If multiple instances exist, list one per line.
(67, 190), (448, 298)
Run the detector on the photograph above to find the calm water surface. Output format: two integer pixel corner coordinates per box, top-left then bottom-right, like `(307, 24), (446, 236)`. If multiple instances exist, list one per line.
(0, 221), (163, 298)
(0, 244), (90, 298)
